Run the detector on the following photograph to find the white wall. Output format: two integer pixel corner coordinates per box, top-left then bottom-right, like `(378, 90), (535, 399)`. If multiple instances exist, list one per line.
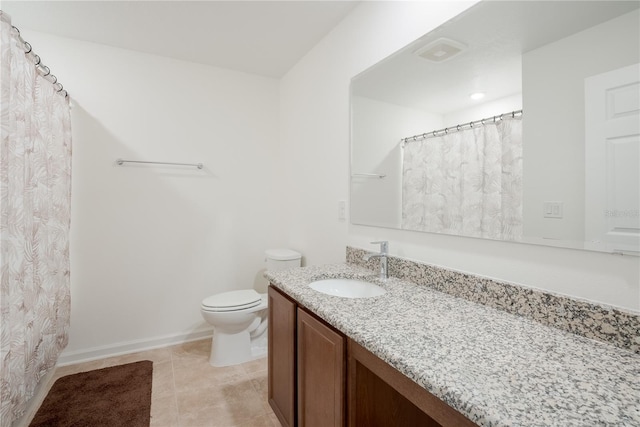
(523, 10), (640, 243)
(25, 31), (286, 363)
(281, 1), (640, 311)
(281, 0), (477, 265)
(351, 96), (442, 228)
(20, 1), (640, 365)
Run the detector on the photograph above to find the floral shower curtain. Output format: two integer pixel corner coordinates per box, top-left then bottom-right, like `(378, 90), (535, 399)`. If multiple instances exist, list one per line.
(0, 12), (72, 427)
(402, 117), (522, 241)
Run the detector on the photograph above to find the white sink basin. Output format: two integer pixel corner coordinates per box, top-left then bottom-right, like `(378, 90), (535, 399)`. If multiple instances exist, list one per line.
(309, 279), (386, 298)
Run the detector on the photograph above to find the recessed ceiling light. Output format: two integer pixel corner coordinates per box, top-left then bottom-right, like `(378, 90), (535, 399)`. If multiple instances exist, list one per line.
(470, 92), (485, 100)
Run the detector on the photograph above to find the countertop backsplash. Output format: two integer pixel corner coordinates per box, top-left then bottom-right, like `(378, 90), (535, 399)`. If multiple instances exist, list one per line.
(346, 246), (640, 354)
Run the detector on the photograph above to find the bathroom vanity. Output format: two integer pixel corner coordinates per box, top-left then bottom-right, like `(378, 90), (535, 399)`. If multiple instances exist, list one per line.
(268, 285), (475, 427)
(268, 287), (344, 427)
(266, 253), (640, 427)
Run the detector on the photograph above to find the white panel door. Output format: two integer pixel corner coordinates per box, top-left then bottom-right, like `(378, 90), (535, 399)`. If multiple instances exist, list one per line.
(585, 63), (640, 254)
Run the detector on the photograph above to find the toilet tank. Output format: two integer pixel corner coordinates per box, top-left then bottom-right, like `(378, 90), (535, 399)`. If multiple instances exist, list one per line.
(265, 249), (302, 272)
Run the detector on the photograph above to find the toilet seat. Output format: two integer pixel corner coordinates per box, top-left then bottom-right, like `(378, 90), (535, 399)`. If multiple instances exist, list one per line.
(201, 289), (262, 312)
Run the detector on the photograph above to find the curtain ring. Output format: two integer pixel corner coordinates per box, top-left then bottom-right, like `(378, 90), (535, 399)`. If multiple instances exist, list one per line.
(512, 111), (515, 118)
(23, 42), (32, 54)
(34, 55), (41, 66)
(11, 25), (20, 36)
(470, 122), (474, 128)
(456, 125), (461, 131)
(41, 65), (50, 76)
(432, 131), (437, 137)
(444, 128), (449, 134)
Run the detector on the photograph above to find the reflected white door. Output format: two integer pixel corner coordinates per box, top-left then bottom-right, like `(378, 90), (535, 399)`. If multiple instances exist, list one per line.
(585, 63), (640, 253)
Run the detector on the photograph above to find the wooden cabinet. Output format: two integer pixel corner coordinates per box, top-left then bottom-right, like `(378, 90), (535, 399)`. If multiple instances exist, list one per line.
(268, 285), (477, 427)
(297, 308), (345, 427)
(268, 285), (345, 427)
(268, 286), (297, 427)
(347, 340), (477, 427)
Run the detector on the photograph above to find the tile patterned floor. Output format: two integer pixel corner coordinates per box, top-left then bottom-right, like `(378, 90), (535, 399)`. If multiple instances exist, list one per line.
(28, 339), (280, 427)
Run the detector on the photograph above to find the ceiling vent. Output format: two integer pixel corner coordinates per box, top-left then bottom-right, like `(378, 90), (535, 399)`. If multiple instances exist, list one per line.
(414, 38), (467, 63)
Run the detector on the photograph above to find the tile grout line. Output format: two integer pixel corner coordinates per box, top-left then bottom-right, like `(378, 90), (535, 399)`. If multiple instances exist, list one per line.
(169, 348), (181, 427)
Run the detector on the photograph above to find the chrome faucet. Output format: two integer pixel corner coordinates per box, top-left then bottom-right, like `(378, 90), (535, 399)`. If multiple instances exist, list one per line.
(363, 241), (388, 279)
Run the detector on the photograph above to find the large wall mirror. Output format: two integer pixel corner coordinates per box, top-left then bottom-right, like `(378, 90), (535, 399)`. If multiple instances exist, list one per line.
(350, 1), (639, 255)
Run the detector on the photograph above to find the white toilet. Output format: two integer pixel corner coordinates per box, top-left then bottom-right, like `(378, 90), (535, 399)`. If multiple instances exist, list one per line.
(200, 249), (302, 367)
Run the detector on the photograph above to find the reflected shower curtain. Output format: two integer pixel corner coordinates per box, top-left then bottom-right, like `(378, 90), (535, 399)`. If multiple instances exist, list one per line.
(0, 12), (72, 427)
(402, 117), (522, 240)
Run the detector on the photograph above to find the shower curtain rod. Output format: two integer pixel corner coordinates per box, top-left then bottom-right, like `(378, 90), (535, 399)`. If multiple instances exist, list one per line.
(116, 158), (204, 169)
(6, 16), (68, 97)
(401, 109), (523, 144)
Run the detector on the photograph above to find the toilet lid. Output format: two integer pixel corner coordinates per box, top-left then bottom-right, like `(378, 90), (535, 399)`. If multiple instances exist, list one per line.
(202, 290), (261, 310)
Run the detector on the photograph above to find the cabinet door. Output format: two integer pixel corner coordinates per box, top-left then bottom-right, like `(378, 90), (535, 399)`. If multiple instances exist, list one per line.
(268, 286), (297, 427)
(297, 308), (345, 427)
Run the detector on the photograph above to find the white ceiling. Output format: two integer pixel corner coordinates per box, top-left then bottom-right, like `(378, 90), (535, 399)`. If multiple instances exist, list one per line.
(352, 1), (639, 115)
(1, 0), (359, 78)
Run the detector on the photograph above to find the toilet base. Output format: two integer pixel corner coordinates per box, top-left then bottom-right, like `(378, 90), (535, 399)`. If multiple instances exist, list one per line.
(209, 327), (268, 367)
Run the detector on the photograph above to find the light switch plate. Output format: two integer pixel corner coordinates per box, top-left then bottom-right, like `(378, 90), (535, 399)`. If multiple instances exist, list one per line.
(338, 200), (346, 221)
(543, 201), (563, 219)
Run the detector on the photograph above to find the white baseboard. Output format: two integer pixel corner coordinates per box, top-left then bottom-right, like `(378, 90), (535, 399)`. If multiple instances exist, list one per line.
(57, 327), (214, 366)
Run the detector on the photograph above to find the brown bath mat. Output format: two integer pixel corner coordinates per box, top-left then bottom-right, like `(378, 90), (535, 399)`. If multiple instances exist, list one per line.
(30, 360), (153, 427)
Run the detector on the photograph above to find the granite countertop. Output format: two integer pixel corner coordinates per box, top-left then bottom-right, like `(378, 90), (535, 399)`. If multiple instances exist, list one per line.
(265, 264), (640, 427)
